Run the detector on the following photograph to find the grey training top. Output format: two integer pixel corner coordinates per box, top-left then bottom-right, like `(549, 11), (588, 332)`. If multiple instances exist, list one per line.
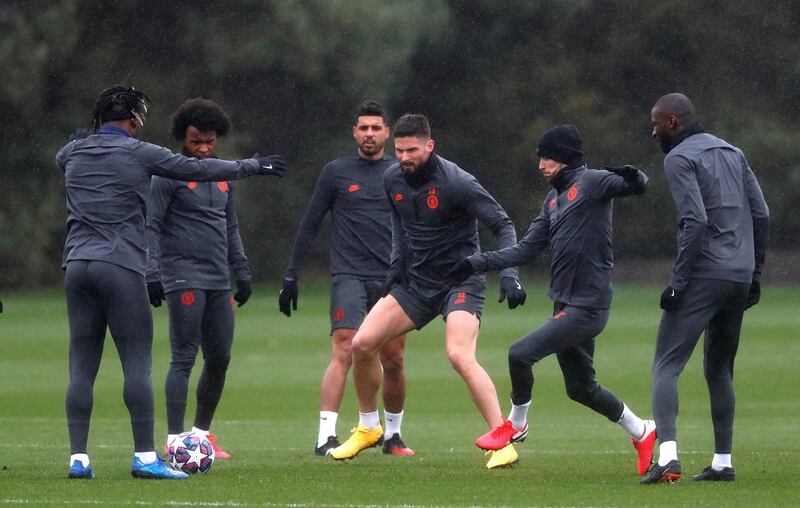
(664, 132), (769, 290)
(384, 153), (518, 299)
(56, 131), (262, 276)
(285, 153), (395, 281)
(146, 176), (251, 293)
(468, 165), (648, 309)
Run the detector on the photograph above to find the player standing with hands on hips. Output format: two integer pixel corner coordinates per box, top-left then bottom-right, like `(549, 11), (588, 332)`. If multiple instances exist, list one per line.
(279, 100), (414, 456)
(57, 85), (286, 480)
(448, 124), (657, 476)
(146, 98), (254, 461)
(641, 93), (769, 484)
(329, 114), (527, 469)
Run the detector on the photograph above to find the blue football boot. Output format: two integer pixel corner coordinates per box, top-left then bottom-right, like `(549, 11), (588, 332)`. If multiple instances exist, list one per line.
(130, 456), (188, 479)
(68, 460), (95, 479)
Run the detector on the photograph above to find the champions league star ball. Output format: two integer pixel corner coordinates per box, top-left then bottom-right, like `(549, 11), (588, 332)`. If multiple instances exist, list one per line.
(167, 431), (215, 474)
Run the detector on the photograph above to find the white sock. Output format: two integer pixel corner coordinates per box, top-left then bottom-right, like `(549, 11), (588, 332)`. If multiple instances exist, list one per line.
(191, 426), (209, 437)
(359, 410), (380, 429)
(318, 411), (338, 447)
(134, 451), (158, 464)
(167, 433), (179, 446)
(384, 410), (404, 437)
(657, 441), (678, 466)
(712, 453), (732, 470)
(617, 403), (646, 439)
(508, 400), (531, 430)
(70, 453), (90, 467)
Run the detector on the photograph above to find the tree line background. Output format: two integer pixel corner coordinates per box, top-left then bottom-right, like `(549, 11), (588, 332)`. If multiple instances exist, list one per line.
(1, 0), (798, 289)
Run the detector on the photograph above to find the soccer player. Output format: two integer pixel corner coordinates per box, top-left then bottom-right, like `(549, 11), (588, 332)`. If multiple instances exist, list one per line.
(447, 124), (657, 476)
(279, 100), (414, 456)
(329, 114), (527, 469)
(57, 85), (286, 480)
(641, 93), (769, 484)
(146, 98), (252, 460)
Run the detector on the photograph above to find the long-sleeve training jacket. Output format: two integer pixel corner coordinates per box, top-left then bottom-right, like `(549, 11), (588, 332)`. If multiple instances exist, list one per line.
(663, 131), (769, 290)
(56, 126), (263, 276)
(467, 165), (648, 309)
(384, 153), (518, 299)
(284, 153), (395, 281)
(145, 170), (251, 293)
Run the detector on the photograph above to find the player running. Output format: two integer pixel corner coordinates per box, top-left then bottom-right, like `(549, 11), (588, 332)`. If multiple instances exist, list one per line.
(146, 98), (252, 460)
(329, 114), (527, 469)
(57, 85), (286, 480)
(448, 124), (657, 476)
(279, 101), (414, 456)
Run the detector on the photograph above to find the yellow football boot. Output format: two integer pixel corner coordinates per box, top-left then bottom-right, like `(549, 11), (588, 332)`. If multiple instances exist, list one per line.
(486, 443), (519, 469)
(329, 423), (383, 461)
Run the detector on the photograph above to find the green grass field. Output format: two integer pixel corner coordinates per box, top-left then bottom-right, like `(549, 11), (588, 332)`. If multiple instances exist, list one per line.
(0, 283), (798, 507)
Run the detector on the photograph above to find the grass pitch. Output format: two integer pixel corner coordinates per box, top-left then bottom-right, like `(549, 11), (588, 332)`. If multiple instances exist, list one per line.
(0, 283), (797, 507)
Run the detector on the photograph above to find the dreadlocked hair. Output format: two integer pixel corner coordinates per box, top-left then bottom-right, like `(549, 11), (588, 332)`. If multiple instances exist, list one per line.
(90, 85), (151, 132)
(170, 98), (231, 140)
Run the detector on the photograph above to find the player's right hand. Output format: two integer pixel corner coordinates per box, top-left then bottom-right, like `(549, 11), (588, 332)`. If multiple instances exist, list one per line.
(147, 281), (164, 307)
(659, 285), (685, 311)
(253, 153), (287, 177)
(603, 165), (641, 179)
(279, 278), (298, 316)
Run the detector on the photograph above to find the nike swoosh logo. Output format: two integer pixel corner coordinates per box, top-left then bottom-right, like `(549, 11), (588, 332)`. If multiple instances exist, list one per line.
(670, 289), (675, 297)
(262, 163), (272, 170)
(320, 417), (327, 420)
(515, 281), (522, 290)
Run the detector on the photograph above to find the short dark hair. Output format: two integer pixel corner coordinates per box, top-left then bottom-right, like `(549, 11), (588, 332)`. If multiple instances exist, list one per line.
(91, 85), (151, 131)
(354, 100), (389, 125)
(393, 113), (431, 139)
(170, 98), (232, 140)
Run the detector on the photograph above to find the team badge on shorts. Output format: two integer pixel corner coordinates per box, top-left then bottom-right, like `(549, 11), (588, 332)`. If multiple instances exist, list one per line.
(181, 291), (195, 306)
(333, 307), (345, 322)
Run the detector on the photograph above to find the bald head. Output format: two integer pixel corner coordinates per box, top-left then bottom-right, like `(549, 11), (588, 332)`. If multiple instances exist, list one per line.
(652, 93), (696, 124)
(651, 93), (700, 153)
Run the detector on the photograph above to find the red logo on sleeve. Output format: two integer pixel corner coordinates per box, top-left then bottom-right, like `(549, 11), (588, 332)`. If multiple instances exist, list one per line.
(427, 188), (439, 209)
(549, 198), (557, 208)
(348, 184), (360, 193)
(187, 182), (198, 190)
(217, 181), (229, 192)
(454, 292), (466, 305)
(333, 308), (345, 321)
(181, 291), (196, 306)
(395, 194), (404, 202)
(567, 186), (579, 201)
(554, 311), (568, 320)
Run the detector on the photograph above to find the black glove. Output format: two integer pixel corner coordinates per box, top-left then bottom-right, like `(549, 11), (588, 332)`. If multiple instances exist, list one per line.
(745, 279), (761, 309)
(0, 298), (3, 314)
(147, 281), (164, 307)
(233, 279), (252, 307)
(445, 258), (475, 287)
(252, 153), (287, 177)
(660, 286), (685, 311)
(382, 267), (406, 296)
(279, 278), (298, 316)
(499, 277), (527, 309)
(69, 127), (90, 142)
(603, 165), (640, 179)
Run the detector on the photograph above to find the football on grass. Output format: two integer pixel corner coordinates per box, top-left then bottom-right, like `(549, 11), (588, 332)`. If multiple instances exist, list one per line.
(167, 431), (215, 474)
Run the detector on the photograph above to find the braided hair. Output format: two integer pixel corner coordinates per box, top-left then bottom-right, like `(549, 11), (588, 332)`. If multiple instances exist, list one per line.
(90, 85), (151, 132)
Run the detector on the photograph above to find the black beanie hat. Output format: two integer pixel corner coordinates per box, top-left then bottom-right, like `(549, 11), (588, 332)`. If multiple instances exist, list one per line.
(536, 124), (584, 166)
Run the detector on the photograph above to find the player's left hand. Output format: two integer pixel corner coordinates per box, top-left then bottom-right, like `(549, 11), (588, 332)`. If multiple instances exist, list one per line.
(745, 279), (760, 309)
(604, 165), (640, 179)
(446, 259), (474, 287)
(234, 279), (252, 307)
(499, 277), (527, 309)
